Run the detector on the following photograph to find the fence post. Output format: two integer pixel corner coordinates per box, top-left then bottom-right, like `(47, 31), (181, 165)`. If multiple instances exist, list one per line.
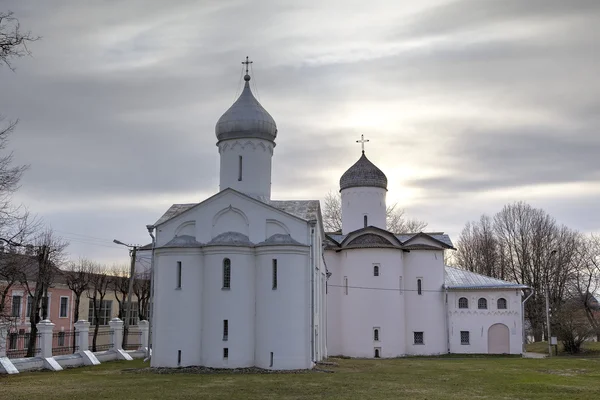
(37, 319), (55, 358)
(138, 320), (149, 351)
(108, 318), (123, 351)
(0, 322), (9, 358)
(74, 320), (90, 352)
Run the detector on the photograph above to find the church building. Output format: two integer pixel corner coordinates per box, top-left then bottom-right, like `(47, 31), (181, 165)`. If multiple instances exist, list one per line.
(148, 61), (527, 370)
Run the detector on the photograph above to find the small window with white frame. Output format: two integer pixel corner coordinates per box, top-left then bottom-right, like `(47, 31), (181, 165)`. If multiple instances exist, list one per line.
(59, 296), (69, 318)
(497, 297), (507, 309)
(414, 331), (424, 345)
(373, 264), (380, 277)
(478, 297), (488, 309)
(460, 331), (470, 345)
(373, 327), (380, 342)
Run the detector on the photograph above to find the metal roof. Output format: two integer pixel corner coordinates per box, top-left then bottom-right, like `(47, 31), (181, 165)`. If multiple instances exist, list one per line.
(444, 266), (529, 290)
(215, 75), (277, 144)
(339, 152), (388, 191)
(327, 232), (454, 248)
(265, 200), (320, 221)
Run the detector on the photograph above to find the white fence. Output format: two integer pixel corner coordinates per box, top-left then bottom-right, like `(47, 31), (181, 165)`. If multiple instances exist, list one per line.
(0, 318), (149, 374)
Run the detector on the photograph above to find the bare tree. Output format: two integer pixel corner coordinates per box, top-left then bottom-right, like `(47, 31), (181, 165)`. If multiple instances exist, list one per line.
(0, 11), (39, 71)
(109, 264), (130, 322)
(322, 191), (428, 233)
(87, 264), (110, 352)
(555, 300), (594, 354)
(63, 258), (93, 324)
(569, 234), (600, 340)
(133, 271), (151, 322)
(455, 202), (581, 341)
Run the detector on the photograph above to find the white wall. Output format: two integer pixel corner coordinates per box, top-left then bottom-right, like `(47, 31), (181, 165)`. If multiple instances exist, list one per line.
(341, 187), (387, 234)
(447, 289), (523, 354)
(218, 139), (273, 200)
(403, 250), (446, 355)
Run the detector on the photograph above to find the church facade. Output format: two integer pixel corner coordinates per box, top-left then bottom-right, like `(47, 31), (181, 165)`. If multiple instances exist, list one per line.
(149, 65), (527, 370)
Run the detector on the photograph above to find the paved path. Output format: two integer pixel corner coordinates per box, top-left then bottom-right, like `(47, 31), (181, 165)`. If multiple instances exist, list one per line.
(523, 352), (547, 358)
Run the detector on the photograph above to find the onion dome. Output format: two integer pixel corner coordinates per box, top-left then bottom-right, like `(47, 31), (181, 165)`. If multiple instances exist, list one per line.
(215, 73), (277, 145)
(339, 151), (388, 191)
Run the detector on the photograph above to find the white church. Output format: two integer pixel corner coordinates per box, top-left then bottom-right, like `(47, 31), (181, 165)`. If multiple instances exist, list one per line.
(148, 62), (528, 370)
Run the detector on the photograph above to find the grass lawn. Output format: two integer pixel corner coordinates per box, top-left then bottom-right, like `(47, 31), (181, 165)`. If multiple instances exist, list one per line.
(527, 341), (600, 356)
(2, 356), (600, 400)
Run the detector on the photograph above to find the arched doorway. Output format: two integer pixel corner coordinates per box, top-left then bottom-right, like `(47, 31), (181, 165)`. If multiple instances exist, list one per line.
(488, 323), (510, 354)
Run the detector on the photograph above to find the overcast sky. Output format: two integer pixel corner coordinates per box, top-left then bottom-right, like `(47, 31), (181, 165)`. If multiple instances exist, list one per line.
(2, 0), (599, 265)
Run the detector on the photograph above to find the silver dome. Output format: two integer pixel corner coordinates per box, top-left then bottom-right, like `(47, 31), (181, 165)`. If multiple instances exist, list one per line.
(340, 152), (388, 191)
(215, 75), (277, 144)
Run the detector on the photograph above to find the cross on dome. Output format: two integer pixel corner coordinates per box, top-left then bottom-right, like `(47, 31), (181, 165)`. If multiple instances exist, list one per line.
(356, 134), (369, 153)
(242, 56), (253, 81)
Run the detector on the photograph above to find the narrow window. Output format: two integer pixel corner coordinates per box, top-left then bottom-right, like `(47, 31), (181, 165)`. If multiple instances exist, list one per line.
(272, 259), (278, 289)
(460, 331), (470, 345)
(223, 319), (228, 341)
(344, 276), (348, 295)
(373, 328), (380, 342)
(26, 295), (33, 317)
(177, 350), (182, 366)
(269, 352), (274, 367)
(176, 261), (182, 289)
(238, 156), (243, 181)
(497, 298), (507, 310)
(414, 332), (424, 345)
(364, 215), (368, 227)
(9, 333), (18, 349)
(11, 295), (21, 317)
(374, 348), (381, 358)
(223, 348), (229, 359)
(399, 276), (403, 295)
(373, 265), (379, 277)
(478, 298), (488, 309)
(417, 279), (422, 295)
(458, 297), (469, 309)
(58, 331), (65, 346)
(223, 258), (231, 289)
(60, 297), (69, 318)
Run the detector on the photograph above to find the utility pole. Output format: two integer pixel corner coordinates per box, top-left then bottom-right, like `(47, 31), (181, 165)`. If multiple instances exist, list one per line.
(123, 245), (137, 349)
(546, 287), (552, 357)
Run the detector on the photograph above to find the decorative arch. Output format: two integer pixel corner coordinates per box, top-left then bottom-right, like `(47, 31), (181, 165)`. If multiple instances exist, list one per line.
(242, 140), (257, 150)
(175, 221), (196, 237)
(212, 205), (250, 237)
(488, 323), (510, 354)
(266, 219), (290, 238)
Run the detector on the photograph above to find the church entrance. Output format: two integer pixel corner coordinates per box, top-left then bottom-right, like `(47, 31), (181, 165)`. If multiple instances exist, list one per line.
(487, 323), (510, 354)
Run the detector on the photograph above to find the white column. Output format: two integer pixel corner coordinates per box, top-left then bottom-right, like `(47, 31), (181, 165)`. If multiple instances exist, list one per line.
(0, 322), (9, 357)
(109, 318), (123, 351)
(74, 320), (90, 352)
(138, 320), (149, 351)
(37, 319), (55, 358)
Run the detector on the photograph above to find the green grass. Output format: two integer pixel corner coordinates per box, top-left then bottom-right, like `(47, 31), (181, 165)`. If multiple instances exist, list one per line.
(527, 341), (600, 356)
(2, 356), (600, 399)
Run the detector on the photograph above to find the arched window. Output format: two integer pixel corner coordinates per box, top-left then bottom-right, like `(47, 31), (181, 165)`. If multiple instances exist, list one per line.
(497, 298), (507, 310)
(223, 258), (231, 289)
(458, 297), (469, 309)
(417, 279), (422, 295)
(373, 265), (379, 277)
(373, 328), (379, 341)
(364, 215), (368, 227)
(478, 297), (487, 309)
(374, 348), (380, 358)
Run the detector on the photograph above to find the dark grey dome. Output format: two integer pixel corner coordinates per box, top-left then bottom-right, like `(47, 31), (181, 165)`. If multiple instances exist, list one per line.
(206, 231), (254, 247)
(340, 152), (388, 191)
(215, 75), (277, 145)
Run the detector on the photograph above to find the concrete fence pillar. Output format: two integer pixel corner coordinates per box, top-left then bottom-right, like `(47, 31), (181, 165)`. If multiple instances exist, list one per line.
(108, 318), (123, 351)
(74, 320), (90, 352)
(0, 322), (9, 358)
(138, 320), (149, 351)
(37, 319), (55, 358)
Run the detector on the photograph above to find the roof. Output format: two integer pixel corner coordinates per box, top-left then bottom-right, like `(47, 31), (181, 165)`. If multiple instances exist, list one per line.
(444, 266), (529, 290)
(327, 232), (454, 249)
(340, 152), (388, 191)
(215, 75), (277, 144)
(161, 235), (203, 248)
(256, 234), (308, 247)
(154, 189), (321, 227)
(0, 252), (67, 285)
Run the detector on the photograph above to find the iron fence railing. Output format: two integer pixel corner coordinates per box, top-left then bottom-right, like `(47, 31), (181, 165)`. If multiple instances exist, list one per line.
(123, 330), (142, 351)
(6, 331), (41, 359)
(52, 330), (78, 356)
(89, 329), (113, 352)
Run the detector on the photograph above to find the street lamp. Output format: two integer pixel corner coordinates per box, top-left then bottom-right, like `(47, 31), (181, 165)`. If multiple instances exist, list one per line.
(546, 249), (558, 357)
(113, 239), (138, 349)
